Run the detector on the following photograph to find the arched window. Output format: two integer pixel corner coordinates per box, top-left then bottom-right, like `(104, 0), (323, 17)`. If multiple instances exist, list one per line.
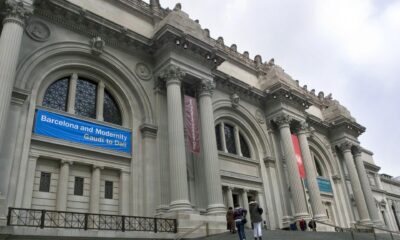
(42, 75), (122, 125)
(215, 122), (252, 158)
(314, 156), (324, 177)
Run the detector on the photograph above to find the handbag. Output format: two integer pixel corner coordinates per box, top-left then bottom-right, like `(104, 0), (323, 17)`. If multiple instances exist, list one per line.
(241, 218), (247, 224)
(258, 207), (263, 214)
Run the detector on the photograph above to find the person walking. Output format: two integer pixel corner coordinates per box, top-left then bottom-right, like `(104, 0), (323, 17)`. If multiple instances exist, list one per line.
(234, 203), (247, 240)
(226, 207), (236, 233)
(249, 197), (263, 240)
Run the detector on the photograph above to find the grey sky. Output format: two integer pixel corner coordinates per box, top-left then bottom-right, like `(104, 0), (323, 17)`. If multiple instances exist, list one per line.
(158, 0), (400, 176)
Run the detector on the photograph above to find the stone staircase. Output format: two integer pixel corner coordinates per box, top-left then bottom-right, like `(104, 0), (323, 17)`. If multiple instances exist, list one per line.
(192, 229), (400, 240)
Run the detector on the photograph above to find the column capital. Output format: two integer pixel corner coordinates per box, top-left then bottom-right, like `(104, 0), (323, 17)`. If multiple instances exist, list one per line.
(92, 165), (104, 170)
(353, 145), (362, 157)
(274, 114), (292, 128)
(61, 159), (73, 165)
(295, 121), (311, 135)
(3, 0), (32, 26)
(140, 123), (158, 139)
(198, 79), (215, 97)
(339, 141), (353, 153)
(159, 65), (185, 86)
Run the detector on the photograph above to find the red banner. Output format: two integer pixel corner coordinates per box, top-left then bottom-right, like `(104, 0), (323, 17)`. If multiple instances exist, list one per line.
(291, 134), (305, 178)
(184, 95), (200, 153)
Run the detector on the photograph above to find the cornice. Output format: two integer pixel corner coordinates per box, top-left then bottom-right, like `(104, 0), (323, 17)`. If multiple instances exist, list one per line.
(34, 0), (152, 54)
(329, 117), (366, 137)
(363, 161), (380, 172)
(265, 82), (313, 110)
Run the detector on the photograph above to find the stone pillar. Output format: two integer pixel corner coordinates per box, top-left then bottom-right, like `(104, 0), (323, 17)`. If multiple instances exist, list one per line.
(242, 189), (251, 227)
(0, 1), (31, 148)
(220, 122), (227, 152)
(274, 115), (309, 220)
(67, 73), (78, 114)
(160, 65), (191, 211)
(227, 187), (234, 209)
(339, 142), (371, 224)
(353, 147), (382, 226)
(90, 165), (102, 213)
(119, 170), (130, 215)
(56, 160), (72, 211)
(234, 126), (242, 156)
(22, 155), (39, 208)
(96, 81), (105, 121)
(375, 173), (384, 190)
(198, 80), (225, 214)
(297, 122), (327, 221)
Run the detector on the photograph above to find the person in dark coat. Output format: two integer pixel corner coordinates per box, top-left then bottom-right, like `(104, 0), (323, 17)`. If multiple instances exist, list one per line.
(233, 203), (247, 240)
(226, 207), (236, 233)
(308, 219), (317, 231)
(249, 197), (263, 240)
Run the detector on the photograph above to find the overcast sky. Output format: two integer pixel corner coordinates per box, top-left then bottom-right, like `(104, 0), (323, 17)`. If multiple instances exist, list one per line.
(158, 0), (400, 177)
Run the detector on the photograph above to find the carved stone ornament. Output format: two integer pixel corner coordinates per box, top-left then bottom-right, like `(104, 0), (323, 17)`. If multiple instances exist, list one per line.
(274, 114), (292, 127)
(159, 65), (185, 83)
(339, 141), (353, 153)
(255, 109), (265, 124)
(198, 80), (216, 96)
(353, 145), (362, 156)
(25, 20), (50, 42)
(90, 36), (105, 55)
(230, 93), (240, 108)
(135, 63), (152, 81)
(296, 121), (309, 134)
(4, 0), (32, 24)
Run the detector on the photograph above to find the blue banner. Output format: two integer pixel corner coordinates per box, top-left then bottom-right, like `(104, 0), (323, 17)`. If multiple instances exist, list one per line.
(304, 177), (333, 193)
(34, 109), (131, 154)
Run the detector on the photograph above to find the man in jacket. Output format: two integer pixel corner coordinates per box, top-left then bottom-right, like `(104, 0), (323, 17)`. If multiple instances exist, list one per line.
(249, 197), (263, 240)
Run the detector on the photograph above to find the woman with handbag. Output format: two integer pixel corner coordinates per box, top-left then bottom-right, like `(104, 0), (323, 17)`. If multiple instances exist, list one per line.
(234, 203), (248, 240)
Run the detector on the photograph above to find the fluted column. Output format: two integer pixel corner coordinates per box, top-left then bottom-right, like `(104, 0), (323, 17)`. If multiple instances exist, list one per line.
(275, 115), (309, 220)
(339, 142), (371, 224)
(354, 147), (382, 226)
(119, 170), (130, 215)
(160, 65), (191, 211)
(242, 189), (251, 227)
(56, 160), (72, 211)
(297, 122), (327, 221)
(198, 80), (225, 214)
(227, 187), (234, 209)
(0, 1), (31, 148)
(90, 165), (102, 213)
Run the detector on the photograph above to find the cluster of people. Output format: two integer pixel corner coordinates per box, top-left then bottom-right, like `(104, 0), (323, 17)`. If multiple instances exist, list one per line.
(289, 219), (317, 231)
(226, 197), (263, 240)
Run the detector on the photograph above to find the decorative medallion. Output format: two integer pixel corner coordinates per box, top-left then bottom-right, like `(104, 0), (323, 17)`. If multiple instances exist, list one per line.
(25, 20), (50, 42)
(135, 63), (152, 81)
(90, 36), (105, 55)
(255, 109), (265, 124)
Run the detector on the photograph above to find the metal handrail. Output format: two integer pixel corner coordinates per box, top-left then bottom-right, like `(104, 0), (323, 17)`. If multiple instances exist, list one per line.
(175, 221), (208, 240)
(311, 218), (351, 232)
(354, 222), (400, 240)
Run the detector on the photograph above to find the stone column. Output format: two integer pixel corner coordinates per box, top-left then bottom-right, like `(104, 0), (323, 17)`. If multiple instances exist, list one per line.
(56, 160), (72, 211)
(227, 187), (234, 209)
(67, 73), (78, 114)
(242, 189), (251, 227)
(339, 142), (371, 224)
(22, 155), (39, 208)
(119, 170), (130, 215)
(96, 81), (105, 121)
(234, 126), (242, 156)
(160, 65), (191, 211)
(0, 1), (31, 147)
(220, 122), (227, 152)
(198, 80), (225, 214)
(90, 165), (102, 213)
(297, 122), (327, 221)
(353, 147), (382, 226)
(274, 115), (309, 220)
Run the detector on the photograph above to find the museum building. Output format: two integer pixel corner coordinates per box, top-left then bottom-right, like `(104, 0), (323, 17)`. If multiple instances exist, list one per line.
(0, 0), (400, 238)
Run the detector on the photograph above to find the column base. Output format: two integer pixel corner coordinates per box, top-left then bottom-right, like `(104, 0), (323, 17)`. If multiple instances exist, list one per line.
(156, 204), (170, 215)
(358, 218), (373, 226)
(372, 219), (384, 227)
(169, 200), (192, 212)
(314, 213), (329, 222)
(294, 212), (311, 221)
(206, 203), (226, 215)
(281, 215), (293, 228)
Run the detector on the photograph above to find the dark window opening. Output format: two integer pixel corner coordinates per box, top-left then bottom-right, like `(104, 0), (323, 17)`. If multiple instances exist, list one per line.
(74, 177), (84, 196)
(224, 124), (236, 154)
(314, 157), (324, 176)
(39, 172), (51, 192)
(215, 124), (222, 151)
(75, 78), (97, 119)
(233, 194), (239, 207)
(42, 78), (69, 111)
(105, 181), (113, 199)
(103, 89), (122, 125)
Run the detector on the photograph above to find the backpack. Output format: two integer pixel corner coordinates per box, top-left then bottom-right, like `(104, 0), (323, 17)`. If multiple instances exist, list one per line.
(258, 207), (263, 214)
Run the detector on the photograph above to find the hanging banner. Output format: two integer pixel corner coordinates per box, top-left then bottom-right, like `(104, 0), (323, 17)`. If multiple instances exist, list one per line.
(291, 134), (305, 178)
(34, 109), (132, 154)
(184, 95), (200, 153)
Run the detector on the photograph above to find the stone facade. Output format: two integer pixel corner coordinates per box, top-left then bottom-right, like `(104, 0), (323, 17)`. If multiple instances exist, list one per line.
(0, 0), (399, 238)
